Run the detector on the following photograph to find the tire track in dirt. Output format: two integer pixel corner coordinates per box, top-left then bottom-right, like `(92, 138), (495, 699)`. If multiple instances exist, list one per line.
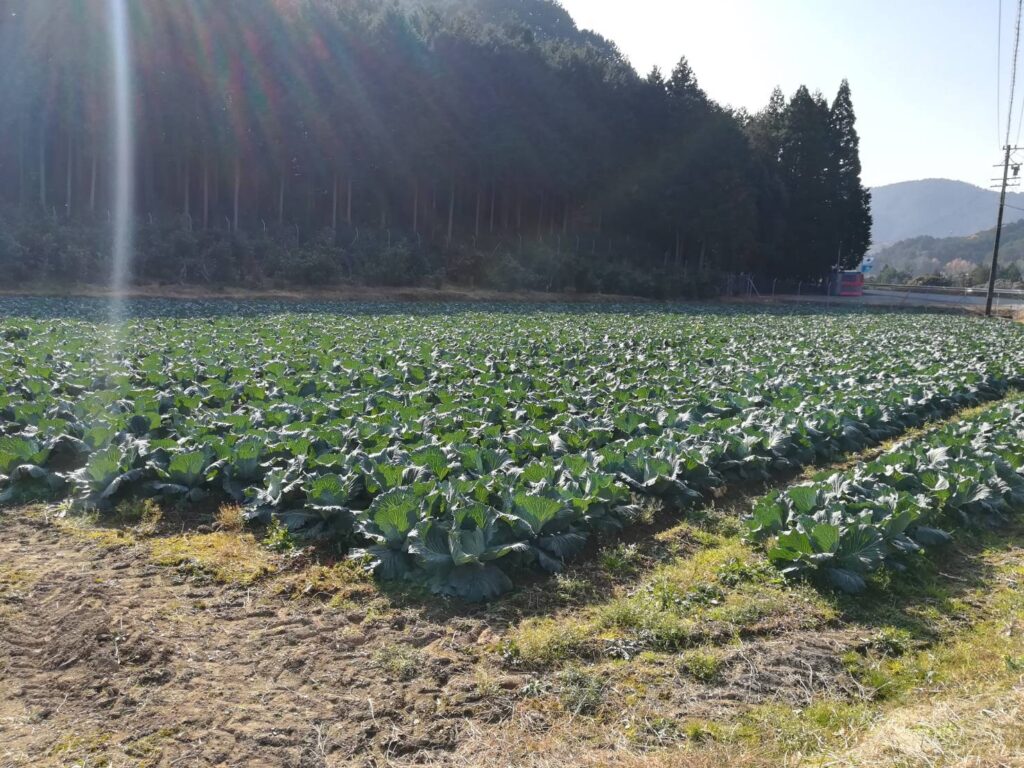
(0, 516), (500, 767)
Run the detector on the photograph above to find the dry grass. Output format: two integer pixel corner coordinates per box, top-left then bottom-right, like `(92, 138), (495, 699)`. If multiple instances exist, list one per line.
(505, 531), (834, 667)
(278, 560), (376, 602)
(148, 531), (276, 585)
(54, 515), (137, 549)
(214, 503), (245, 532)
(0, 562), (36, 620)
(833, 694), (1024, 767)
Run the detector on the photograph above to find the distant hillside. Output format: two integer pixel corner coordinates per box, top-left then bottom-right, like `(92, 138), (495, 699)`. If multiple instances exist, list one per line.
(871, 179), (1024, 249)
(873, 218), (1024, 276)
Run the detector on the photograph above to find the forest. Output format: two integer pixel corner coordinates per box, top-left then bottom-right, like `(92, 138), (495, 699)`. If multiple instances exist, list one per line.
(873, 218), (1024, 287)
(0, 0), (873, 297)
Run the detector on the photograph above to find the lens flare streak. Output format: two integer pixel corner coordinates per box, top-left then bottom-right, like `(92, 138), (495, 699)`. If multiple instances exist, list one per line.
(109, 0), (134, 324)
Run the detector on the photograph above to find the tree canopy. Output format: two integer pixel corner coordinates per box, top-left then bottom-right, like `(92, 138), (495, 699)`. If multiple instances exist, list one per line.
(0, 0), (872, 292)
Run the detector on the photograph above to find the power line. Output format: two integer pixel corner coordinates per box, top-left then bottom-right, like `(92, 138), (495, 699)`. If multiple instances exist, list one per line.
(1016, 53), (1024, 144)
(1005, 0), (1024, 147)
(987, 2), (1024, 316)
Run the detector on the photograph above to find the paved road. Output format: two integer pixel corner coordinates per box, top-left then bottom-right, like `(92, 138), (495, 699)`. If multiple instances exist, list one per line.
(862, 289), (1024, 312)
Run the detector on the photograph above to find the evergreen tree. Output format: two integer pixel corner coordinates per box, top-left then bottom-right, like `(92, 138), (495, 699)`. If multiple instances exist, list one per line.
(829, 80), (873, 267)
(666, 56), (707, 108)
(779, 87), (836, 278)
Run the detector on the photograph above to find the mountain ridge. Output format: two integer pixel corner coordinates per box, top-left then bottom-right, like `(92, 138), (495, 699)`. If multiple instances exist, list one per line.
(870, 178), (1024, 249)
(873, 217), (1024, 277)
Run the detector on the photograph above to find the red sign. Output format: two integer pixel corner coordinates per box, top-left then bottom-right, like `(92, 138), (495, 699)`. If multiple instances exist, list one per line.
(837, 271), (864, 297)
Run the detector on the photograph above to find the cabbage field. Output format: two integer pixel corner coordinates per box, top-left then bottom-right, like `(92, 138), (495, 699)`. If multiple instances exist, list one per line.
(747, 400), (1024, 593)
(2, 298), (1023, 600)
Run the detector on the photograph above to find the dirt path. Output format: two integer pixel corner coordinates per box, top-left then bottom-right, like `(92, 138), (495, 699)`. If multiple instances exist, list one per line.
(0, 516), (512, 768)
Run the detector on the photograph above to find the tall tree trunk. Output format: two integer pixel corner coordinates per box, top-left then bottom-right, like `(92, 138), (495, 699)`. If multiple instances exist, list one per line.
(202, 161), (210, 230)
(346, 177), (353, 225)
(412, 181), (419, 235)
(474, 183), (482, 238)
(233, 157), (240, 232)
(278, 174), (285, 227)
(516, 191), (523, 234)
(65, 131), (73, 218)
(489, 183), (496, 233)
(38, 137), (46, 210)
(141, 148), (153, 218)
(183, 162), (190, 224)
(562, 199), (569, 235)
(89, 150), (97, 215)
(332, 174), (338, 230)
(447, 182), (455, 246)
(17, 116), (25, 208)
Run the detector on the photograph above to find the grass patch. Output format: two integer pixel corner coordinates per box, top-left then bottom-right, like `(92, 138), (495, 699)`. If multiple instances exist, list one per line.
(371, 642), (422, 681)
(56, 515), (137, 549)
(49, 729), (115, 762)
(0, 562), (36, 595)
(123, 727), (182, 767)
(505, 532), (834, 666)
(149, 531), (276, 585)
(282, 561), (375, 601)
(599, 542), (644, 577)
(594, 538), (832, 650)
(732, 700), (879, 755)
(720, 528), (1024, 761)
(553, 572), (595, 602)
(557, 667), (607, 716)
(678, 649), (725, 683)
(504, 616), (597, 666)
(111, 498), (164, 534)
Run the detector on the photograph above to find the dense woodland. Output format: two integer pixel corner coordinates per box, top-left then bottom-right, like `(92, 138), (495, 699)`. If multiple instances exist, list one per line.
(0, 0), (873, 296)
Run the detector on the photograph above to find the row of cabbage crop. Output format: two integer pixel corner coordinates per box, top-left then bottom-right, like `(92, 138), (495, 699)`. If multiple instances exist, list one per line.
(745, 401), (1024, 593)
(2, 302), (1024, 599)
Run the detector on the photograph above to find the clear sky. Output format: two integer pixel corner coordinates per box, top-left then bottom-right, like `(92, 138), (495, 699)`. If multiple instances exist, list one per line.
(558, 0), (1009, 189)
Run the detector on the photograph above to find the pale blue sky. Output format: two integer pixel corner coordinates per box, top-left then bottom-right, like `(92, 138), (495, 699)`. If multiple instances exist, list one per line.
(559, 0), (1007, 189)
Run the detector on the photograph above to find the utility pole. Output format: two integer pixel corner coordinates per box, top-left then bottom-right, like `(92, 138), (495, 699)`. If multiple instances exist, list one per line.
(987, 145), (1014, 316)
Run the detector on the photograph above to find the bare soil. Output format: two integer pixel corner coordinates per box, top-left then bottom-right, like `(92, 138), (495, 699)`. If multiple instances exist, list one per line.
(0, 510), (865, 768)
